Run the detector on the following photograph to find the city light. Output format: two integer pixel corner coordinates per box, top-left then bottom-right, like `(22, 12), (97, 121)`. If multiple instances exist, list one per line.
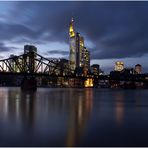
(84, 78), (93, 87)
(0, 18), (147, 89)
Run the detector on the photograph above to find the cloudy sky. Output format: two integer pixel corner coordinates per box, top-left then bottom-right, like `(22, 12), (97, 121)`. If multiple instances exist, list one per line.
(0, 1), (148, 73)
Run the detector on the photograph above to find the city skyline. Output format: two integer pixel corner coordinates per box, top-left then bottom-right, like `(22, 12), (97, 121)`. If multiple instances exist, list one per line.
(0, 1), (148, 73)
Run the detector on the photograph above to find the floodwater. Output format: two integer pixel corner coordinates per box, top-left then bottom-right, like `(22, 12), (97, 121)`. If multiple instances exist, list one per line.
(0, 87), (148, 146)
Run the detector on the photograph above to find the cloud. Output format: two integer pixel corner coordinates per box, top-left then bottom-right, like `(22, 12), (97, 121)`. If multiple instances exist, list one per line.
(47, 50), (69, 56)
(0, 22), (41, 42)
(0, 1), (148, 62)
(0, 42), (16, 53)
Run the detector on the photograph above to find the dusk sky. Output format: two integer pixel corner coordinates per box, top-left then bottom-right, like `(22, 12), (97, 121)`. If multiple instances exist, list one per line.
(0, 1), (148, 73)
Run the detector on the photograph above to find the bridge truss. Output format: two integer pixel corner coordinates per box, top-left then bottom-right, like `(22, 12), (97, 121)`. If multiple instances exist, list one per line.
(0, 51), (72, 76)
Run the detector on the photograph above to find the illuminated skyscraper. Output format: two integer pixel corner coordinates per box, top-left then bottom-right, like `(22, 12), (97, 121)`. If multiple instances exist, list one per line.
(69, 18), (76, 71)
(69, 18), (90, 72)
(75, 33), (85, 68)
(79, 36), (84, 67)
(82, 47), (90, 69)
(76, 32), (80, 68)
(115, 61), (124, 71)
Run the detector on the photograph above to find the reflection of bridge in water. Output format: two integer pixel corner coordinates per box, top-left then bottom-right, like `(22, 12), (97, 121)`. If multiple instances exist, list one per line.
(0, 50), (148, 89)
(0, 88), (93, 146)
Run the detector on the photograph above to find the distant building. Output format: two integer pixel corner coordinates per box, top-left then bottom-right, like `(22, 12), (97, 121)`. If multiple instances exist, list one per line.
(79, 36), (84, 67)
(75, 32), (84, 68)
(58, 59), (69, 75)
(135, 64), (142, 74)
(91, 64), (100, 75)
(122, 68), (134, 75)
(69, 18), (90, 72)
(24, 45), (37, 54)
(115, 61), (124, 72)
(69, 18), (76, 71)
(83, 47), (90, 69)
(24, 45), (37, 73)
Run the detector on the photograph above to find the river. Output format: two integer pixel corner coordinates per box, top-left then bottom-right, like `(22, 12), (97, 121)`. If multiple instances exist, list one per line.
(0, 87), (147, 146)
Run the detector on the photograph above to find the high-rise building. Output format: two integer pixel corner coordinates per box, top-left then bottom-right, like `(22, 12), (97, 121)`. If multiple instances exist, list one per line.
(69, 18), (90, 72)
(75, 33), (84, 68)
(24, 45), (37, 54)
(76, 32), (80, 68)
(69, 18), (76, 71)
(79, 36), (84, 67)
(24, 45), (37, 73)
(58, 59), (69, 75)
(114, 61), (124, 72)
(135, 64), (142, 74)
(83, 47), (90, 69)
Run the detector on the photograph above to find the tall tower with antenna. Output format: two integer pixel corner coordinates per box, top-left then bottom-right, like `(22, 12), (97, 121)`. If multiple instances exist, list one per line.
(69, 18), (90, 72)
(69, 18), (76, 71)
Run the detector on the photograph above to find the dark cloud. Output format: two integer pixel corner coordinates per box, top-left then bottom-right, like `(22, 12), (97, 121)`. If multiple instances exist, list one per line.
(1, 1), (148, 60)
(0, 22), (42, 42)
(47, 50), (69, 56)
(0, 42), (16, 53)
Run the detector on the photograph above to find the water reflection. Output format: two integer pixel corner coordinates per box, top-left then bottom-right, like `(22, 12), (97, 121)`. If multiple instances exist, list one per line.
(0, 87), (94, 146)
(0, 88), (147, 146)
(114, 91), (124, 126)
(66, 88), (93, 146)
(0, 88), (9, 120)
(135, 91), (142, 112)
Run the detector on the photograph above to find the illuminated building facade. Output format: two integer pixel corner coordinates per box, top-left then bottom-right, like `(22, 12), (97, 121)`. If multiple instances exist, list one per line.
(84, 78), (93, 87)
(83, 47), (90, 69)
(79, 36), (84, 67)
(76, 33), (84, 68)
(69, 18), (76, 71)
(69, 18), (90, 72)
(135, 64), (142, 74)
(115, 61), (124, 72)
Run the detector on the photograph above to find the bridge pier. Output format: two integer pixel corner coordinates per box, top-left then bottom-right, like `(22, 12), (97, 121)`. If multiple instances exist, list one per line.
(21, 76), (37, 91)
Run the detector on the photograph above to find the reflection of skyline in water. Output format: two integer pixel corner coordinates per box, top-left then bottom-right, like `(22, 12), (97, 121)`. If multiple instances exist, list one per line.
(115, 91), (124, 126)
(0, 88), (147, 146)
(66, 88), (93, 146)
(0, 87), (93, 146)
(0, 88), (9, 120)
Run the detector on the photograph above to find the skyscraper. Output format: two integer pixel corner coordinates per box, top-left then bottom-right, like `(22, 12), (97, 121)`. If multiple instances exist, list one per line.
(75, 32), (85, 68)
(69, 18), (76, 71)
(83, 47), (90, 69)
(24, 45), (37, 73)
(115, 61), (124, 71)
(69, 18), (90, 72)
(79, 36), (84, 67)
